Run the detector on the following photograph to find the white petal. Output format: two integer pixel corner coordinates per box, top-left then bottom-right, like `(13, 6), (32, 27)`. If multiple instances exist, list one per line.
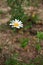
(16, 26), (20, 29)
(18, 22), (22, 25)
(10, 20), (14, 23)
(10, 20), (15, 25)
(20, 24), (23, 27)
(11, 26), (14, 28)
(9, 23), (14, 25)
(15, 19), (19, 22)
(9, 23), (12, 25)
(19, 21), (22, 23)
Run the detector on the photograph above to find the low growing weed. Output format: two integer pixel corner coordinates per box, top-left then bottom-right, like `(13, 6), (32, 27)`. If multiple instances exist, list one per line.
(37, 32), (43, 40)
(35, 43), (41, 51)
(20, 38), (29, 48)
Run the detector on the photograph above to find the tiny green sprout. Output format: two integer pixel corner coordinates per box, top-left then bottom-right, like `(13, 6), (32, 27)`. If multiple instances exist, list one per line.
(35, 43), (41, 51)
(13, 52), (19, 60)
(31, 13), (39, 24)
(24, 22), (32, 30)
(37, 32), (43, 40)
(0, 10), (3, 14)
(20, 38), (29, 48)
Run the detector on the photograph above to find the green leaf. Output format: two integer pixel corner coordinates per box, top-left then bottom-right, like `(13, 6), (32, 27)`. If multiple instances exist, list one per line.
(37, 32), (43, 40)
(35, 43), (41, 51)
(21, 38), (29, 48)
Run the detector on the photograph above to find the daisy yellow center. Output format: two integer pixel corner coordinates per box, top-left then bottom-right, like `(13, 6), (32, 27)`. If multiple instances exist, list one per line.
(13, 22), (19, 27)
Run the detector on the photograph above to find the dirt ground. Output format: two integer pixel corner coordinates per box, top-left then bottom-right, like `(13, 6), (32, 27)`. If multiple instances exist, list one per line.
(0, 0), (43, 65)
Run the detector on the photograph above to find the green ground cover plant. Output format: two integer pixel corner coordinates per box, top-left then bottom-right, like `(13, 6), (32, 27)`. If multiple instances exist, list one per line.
(37, 32), (43, 40)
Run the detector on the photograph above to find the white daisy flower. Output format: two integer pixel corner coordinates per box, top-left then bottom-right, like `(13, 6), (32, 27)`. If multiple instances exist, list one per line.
(9, 19), (23, 29)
